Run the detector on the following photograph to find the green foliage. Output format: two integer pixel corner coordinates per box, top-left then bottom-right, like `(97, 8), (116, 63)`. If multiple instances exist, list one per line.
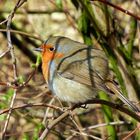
(3, 89), (14, 104)
(55, 0), (63, 9)
(35, 54), (42, 67)
(33, 124), (44, 140)
(17, 75), (25, 84)
(109, 55), (127, 95)
(31, 54), (41, 68)
(0, 89), (14, 123)
(78, 10), (92, 45)
(23, 134), (30, 140)
(135, 131), (140, 140)
(0, 114), (6, 122)
(99, 91), (118, 140)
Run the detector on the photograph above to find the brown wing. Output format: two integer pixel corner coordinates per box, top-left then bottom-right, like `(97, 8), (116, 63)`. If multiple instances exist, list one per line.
(57, 48), (108, 89)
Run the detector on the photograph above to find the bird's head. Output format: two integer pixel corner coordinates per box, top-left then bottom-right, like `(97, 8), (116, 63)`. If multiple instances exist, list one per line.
(34, 36), (87, 83)
(34, 36), (67, 82)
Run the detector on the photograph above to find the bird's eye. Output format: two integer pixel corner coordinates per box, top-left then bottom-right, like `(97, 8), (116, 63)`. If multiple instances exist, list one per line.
(49, 47), (55, 52)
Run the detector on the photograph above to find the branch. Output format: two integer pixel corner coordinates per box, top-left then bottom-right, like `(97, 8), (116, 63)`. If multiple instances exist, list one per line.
(91, 0), (140, 21)
(72, 100), (140, 121)
(0, 103), (63, 115)
(0, 29), (43, 42)
(0, 66), (37, 89)
(2, 0), (27, 139)
(0, 19), (8, 25)
(0, 48), (10, 58)
(0, 9), (64, 14)
(39, 99), (140, 140)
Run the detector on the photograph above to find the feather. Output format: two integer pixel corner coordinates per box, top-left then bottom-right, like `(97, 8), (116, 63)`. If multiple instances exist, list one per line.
(56, 47), (108, 89)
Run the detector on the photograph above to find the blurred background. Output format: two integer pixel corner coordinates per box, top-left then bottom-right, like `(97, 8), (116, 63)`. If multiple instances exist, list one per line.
(0, 0), (140, 139)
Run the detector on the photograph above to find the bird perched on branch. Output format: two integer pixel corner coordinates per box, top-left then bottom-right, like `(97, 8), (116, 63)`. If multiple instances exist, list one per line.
(34, 36), (139, 112)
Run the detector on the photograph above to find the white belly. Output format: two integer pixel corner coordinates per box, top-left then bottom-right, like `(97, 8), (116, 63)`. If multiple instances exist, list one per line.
(52, 74), (97, 103)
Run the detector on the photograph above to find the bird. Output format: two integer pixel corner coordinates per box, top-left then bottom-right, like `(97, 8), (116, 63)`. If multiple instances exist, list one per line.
(34, 36), (139, 112)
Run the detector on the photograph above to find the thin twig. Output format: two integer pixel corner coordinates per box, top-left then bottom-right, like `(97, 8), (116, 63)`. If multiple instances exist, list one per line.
(83, 121), (130, 130)
(49, 0), (78, 30)
(0, 19), (8, 25)
(0, 103), (63, 115)
(42, 98), (55, 126)
(72, 100), (140, 121)
(69, 115), (88, 140)
(39, 110), (70, 140)
(18, 67), (37, 88)
(91, 0), (140, 21)
(0, 66), (37, 89)
(39, 99), (140, 140)
(0, 29), (43, 42)
(2, 0), (27, 139)
(0, 81), (16, 89)
(122, 126), (140, 140)
(0, 9), (64, 14)
(0, 48), (10, 58)
(2, 89), (17, 139)
(69, 130), (103, 140)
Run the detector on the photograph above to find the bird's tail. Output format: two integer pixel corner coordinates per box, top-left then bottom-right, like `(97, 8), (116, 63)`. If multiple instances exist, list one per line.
(105, 81), (140, 112)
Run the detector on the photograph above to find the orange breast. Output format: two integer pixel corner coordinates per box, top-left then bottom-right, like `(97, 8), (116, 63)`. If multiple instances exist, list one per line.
(41, 44), (64, 82)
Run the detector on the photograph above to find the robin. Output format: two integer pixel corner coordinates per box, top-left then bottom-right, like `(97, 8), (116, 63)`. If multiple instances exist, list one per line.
(35, 36), (139, 112)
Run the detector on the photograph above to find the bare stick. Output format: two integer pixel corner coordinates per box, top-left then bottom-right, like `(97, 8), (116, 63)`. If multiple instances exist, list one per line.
(2, 0), (27, 139)
(39, 99), (140, 140)
(0, 19), (8, 25)
(2, 89), (17, 139)
(122, 126), (140, 140)
(0, 48), (10, 58)
(68, 130), (103, 140)
(0, 103), (63, 115)
(0, 99), (139, 139)
(39, 111), (70, 140)
(0, 29), (43, 42)
(0, 66), (37, 89)
(83, 121), (129, 130)
(42, 98), (55, 126)
(91, 0), (140, 21)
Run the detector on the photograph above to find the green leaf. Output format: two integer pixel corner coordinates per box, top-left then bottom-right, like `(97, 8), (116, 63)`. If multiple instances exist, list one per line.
(35, 54), (42, 67)
(109, 55), (127, 96)
(0, 115), (6, 121)
(78, 11), (88, 34)
(31, 54), (42, 68)
(17, 75), (25, 84)
(4, 89), (14, 102)
(23, 133), (30, 140)
(78, 10), (92, 45)
(99, 91), (118, 140)
(55, 0), (63, 9)
(33, 123), (44, 139)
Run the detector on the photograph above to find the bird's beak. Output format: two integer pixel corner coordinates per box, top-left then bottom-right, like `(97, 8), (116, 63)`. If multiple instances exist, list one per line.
(34, 48), (43, 52)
